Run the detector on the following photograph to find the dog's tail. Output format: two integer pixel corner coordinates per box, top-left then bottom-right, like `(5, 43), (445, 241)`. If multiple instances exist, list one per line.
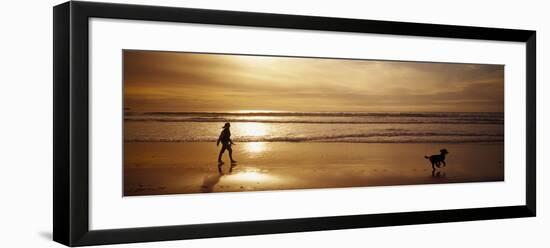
(424, 156), (429, 159)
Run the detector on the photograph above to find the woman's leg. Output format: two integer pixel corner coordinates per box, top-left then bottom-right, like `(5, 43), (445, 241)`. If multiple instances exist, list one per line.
(227, 146), (236, 162)
(218, 145), (226, 162)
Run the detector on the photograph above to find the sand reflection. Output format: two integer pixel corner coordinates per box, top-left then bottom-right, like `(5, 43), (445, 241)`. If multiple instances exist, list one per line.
(200, 166), (280, 193)
(226, 168), (274, 183)
(222, 167), (280, 191)
(244, 142), (266, 154)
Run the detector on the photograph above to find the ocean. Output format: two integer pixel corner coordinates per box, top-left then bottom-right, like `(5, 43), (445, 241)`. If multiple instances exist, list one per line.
(124, 111), (504, 143)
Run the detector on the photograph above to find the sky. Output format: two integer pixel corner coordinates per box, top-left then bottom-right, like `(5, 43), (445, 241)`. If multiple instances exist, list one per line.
(124, 50), (504, 113)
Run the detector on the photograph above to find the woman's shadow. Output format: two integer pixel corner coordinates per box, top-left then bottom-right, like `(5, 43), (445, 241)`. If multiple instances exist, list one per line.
(200, 163), (236, 193)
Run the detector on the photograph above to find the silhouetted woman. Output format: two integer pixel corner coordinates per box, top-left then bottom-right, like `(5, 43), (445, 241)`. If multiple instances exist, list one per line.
(217, 122), (236, 164)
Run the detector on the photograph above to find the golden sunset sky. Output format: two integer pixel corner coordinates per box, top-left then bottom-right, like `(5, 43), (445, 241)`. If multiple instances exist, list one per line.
(124, 50), (504, 113)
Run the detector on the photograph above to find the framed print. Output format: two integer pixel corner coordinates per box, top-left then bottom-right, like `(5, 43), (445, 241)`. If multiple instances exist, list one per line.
(53, 1), (536, 246)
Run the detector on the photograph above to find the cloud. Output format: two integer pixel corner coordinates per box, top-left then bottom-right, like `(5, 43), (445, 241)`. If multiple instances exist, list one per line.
(124, 50), (504, 112)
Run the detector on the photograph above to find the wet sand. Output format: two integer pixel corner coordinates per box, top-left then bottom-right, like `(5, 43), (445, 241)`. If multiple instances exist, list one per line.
(124, 142), (504, 196)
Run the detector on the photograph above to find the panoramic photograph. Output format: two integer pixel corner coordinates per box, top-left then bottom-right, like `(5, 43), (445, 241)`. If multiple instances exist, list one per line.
(123, 50), (504, 196)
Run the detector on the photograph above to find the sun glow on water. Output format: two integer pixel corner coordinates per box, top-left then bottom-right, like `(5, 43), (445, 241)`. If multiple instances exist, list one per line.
(238, 123), (269, 137)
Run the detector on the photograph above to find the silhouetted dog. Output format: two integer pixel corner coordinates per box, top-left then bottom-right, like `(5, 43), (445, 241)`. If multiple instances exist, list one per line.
(425, 149), (449, 170)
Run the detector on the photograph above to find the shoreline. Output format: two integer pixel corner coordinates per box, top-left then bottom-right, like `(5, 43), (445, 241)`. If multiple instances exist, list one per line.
(124, 142), (504, 196)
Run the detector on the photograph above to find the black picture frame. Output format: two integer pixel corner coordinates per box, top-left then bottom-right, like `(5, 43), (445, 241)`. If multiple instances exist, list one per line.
(53, 1), (536, 246)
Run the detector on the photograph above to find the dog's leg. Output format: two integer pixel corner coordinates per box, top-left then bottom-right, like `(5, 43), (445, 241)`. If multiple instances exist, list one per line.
(442, 161), (446, 167)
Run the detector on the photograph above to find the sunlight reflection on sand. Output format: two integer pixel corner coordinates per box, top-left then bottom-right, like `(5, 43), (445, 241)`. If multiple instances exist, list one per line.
(223, 167), (279, 184)
(243, 142), (266, 154)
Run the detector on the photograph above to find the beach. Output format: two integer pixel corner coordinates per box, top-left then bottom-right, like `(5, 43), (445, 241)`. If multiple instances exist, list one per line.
(124, 142), (504, 196)
(121, 52), (505, 197)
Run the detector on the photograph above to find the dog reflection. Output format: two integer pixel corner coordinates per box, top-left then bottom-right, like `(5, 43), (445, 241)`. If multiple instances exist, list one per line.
(431, 170), (447, 178)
